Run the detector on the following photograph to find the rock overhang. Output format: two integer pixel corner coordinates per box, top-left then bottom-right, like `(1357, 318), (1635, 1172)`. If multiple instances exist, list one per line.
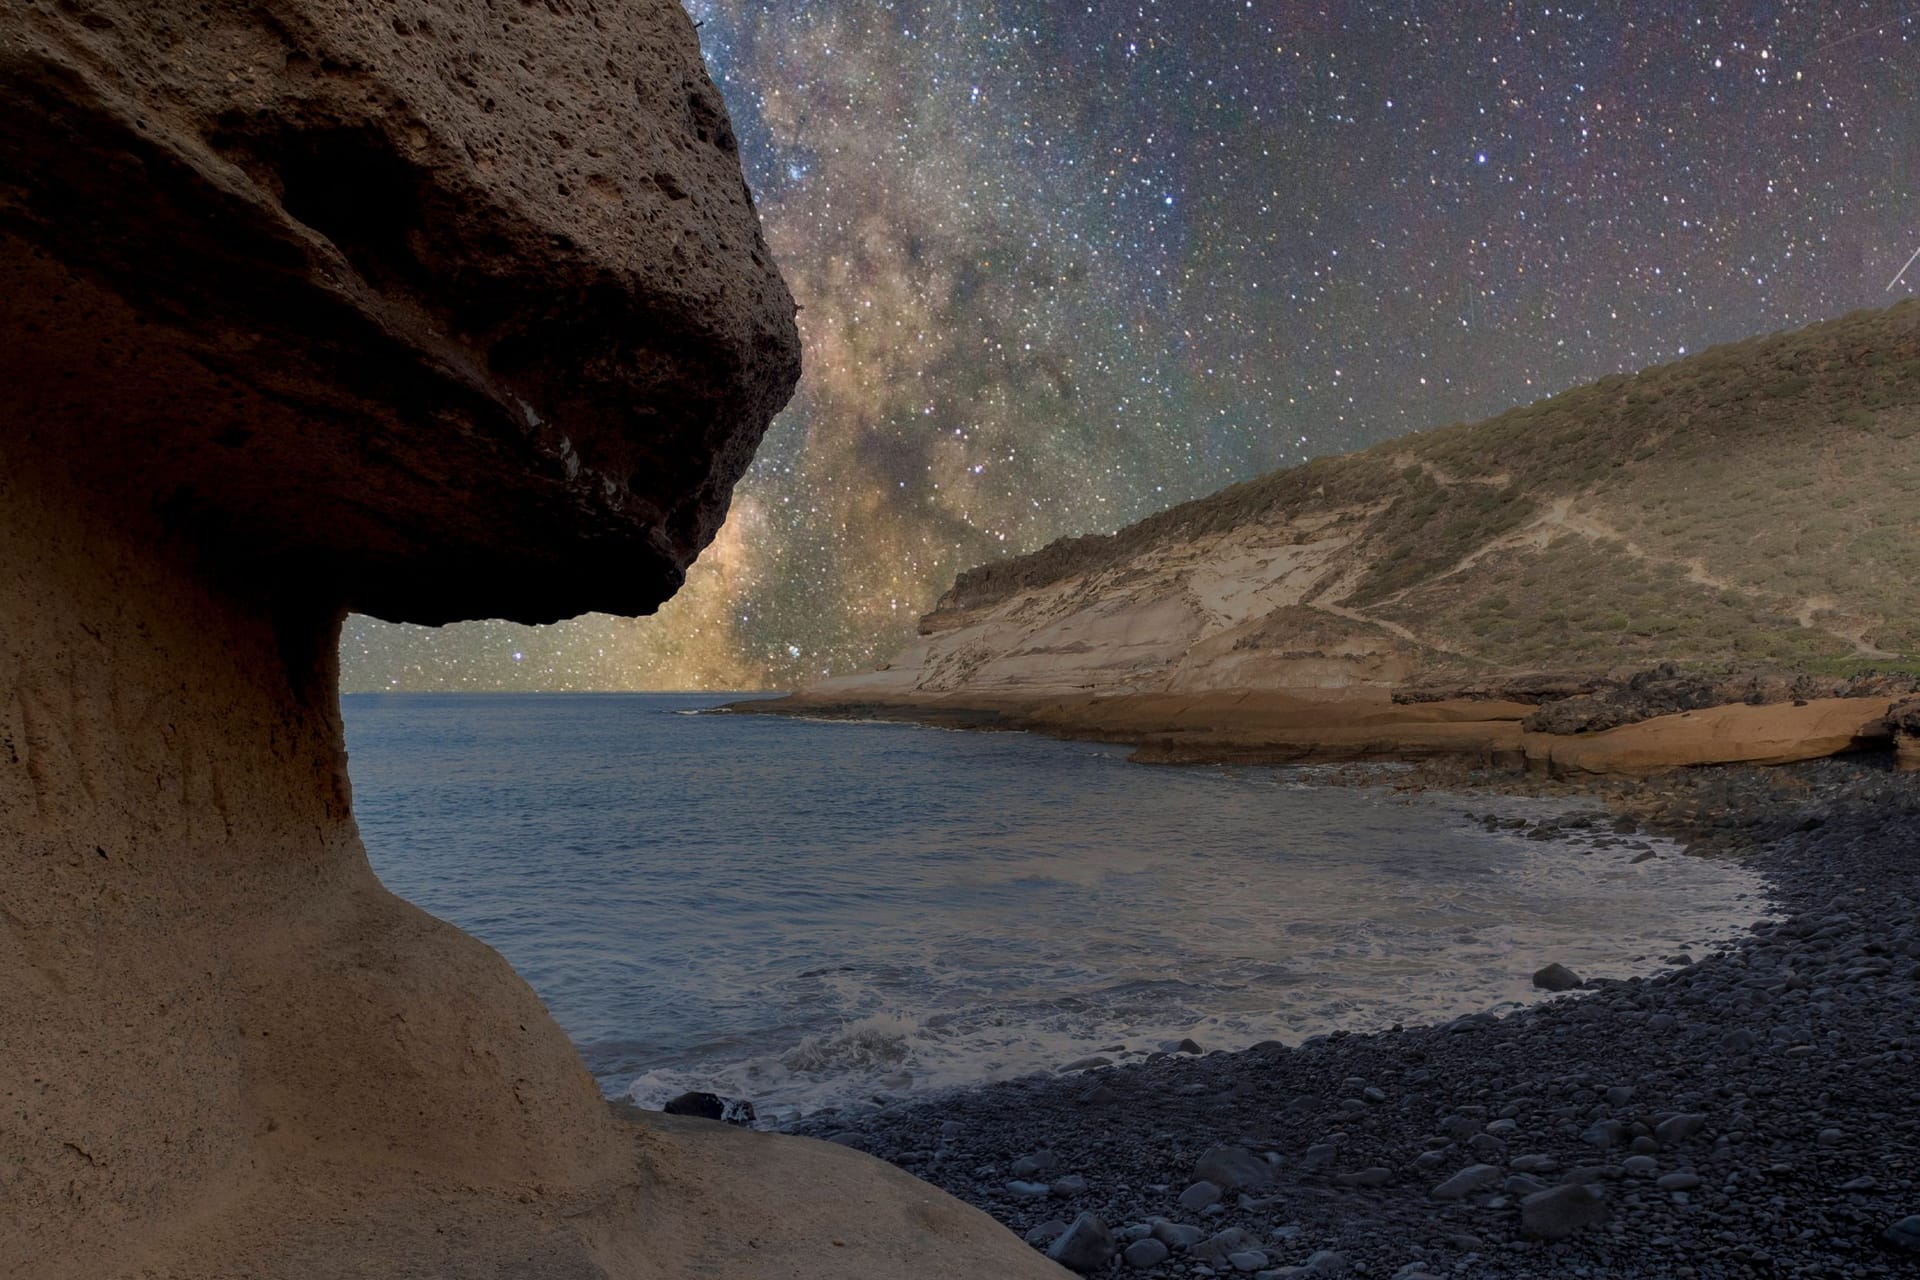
(0, 0), (800, 625)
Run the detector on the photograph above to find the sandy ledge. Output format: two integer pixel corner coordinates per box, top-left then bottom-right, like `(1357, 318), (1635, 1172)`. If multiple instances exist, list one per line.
(736, 685), (1908, 778)
(760, 758), (1920, 1278)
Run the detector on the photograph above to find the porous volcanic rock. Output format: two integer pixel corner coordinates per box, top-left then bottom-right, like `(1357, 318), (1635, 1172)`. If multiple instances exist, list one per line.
(1521, 666), (1920, 736)
(1889, 695), (1920, 769)
(0, 5), (1060, 1278)
(1, 0), (799, 625)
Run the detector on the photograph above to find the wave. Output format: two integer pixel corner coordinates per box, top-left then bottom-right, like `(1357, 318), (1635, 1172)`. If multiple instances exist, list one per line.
(779, 1012), (919, 1072)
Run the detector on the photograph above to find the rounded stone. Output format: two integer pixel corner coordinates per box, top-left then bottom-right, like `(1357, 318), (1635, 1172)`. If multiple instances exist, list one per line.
(1430, 1163), (1503, 1201)
(1152, 1220), (1207, 1249)
(1047, 1212), (1117, 1273)
(1520, 1183), (1610, 1241)
(1179, 1180), (1224, 1212)
(1532, 962), (1584, 992)
(1195, 1144), (1275, 1192)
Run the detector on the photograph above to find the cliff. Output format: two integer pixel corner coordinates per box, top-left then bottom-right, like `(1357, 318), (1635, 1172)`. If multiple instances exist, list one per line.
(792, 302), (1920, 774)
(0, 4), (1060, 1277)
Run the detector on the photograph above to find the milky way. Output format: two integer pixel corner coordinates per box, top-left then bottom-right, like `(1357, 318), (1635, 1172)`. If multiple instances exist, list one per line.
(342, 1), (1919, 692)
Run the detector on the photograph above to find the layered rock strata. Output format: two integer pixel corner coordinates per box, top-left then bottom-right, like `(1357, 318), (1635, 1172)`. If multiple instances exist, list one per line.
(0, 4), (1059, 1276)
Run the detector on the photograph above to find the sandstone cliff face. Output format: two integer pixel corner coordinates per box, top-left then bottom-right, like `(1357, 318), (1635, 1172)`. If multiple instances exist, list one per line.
(833, 510), (1427, 704)
(0, 5), (1059, 1277)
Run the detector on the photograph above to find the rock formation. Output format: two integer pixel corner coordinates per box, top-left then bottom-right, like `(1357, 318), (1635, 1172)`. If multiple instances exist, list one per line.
(0, 4), (1060, 1276)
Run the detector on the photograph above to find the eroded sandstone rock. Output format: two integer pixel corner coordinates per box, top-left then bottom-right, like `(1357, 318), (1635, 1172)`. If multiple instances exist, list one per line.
(1, 0), (797, 625)
(1523, 698), (1897, 778)
(0, 4), (1059, 1276)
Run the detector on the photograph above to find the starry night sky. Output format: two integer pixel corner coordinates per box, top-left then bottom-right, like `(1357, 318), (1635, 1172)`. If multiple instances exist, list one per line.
(342, 1), (1919, 693)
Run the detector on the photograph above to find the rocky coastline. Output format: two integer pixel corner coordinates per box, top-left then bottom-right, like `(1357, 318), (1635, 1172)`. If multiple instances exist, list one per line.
(777, 758), (1920, 1277)
(741, 663), (1920, 780)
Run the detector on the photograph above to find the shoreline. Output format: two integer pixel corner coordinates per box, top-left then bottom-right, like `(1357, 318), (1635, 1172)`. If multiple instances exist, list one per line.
(730, 685), (1910, 779)
(773, 757), (1920, 1276)
(607, 753), (1746, 1124)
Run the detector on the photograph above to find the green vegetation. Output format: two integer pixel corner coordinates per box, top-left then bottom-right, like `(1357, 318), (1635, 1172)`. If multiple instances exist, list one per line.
(943, 299), (1920, 676)
(1387, 539), (1852, 670)
(1346, 474), (1534, 605)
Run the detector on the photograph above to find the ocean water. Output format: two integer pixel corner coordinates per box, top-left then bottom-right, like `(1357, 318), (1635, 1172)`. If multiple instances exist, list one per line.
(341, 692), (1770, 1119)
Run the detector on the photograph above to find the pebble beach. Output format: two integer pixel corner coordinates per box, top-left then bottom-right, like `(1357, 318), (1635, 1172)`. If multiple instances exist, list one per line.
(782, 759), (1920, 1278)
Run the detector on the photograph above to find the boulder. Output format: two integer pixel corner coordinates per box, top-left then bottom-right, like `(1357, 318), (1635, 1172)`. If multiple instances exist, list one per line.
(1532, 962), (1583, 992)
(1123, 1237), (1172, 1269)
(663, 1091), (756, 1126)
(1, 0), (799, 627)
(1194, 1143), (1275, 1192)
(1890, 698), (1920, 770)
(1012, 1149), (1061, 1177)
(1179, 1179), (1225, 1211)
(1519, 1184), (1609, 1240)
(0, 4), (1056, 1278)
(1192, 1227), (1263, 1264)
(1047, 1213), (1116, 1273)
(1429, 1163), (1504, 1201)
(1152, 1220), (1207, 1249)
(1653, 1112), (1708, 1146)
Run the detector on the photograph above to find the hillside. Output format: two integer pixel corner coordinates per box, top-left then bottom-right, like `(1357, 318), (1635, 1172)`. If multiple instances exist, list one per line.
(776, 302), (1920, 773)
(861, 301), (1920, 694)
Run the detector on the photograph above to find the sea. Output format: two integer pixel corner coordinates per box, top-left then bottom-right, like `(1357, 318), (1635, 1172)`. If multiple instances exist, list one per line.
(341, 692), (1771, 1123)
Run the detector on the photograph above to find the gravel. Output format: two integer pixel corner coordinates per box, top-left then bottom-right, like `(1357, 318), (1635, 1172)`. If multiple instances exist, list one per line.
(783, 758), (1920, 1278)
